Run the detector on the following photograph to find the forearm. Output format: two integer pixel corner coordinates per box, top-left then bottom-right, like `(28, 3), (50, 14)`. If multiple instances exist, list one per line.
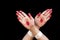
(30, 25), (49, 40)
(22, 31), (33, 40)
(37, 32), (49, 40)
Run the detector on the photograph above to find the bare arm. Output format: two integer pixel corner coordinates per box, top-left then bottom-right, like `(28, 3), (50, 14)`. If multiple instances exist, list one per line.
(22, 31), (33, 40)
(37, 34), (49, 40)
(30, 25), (49, 40)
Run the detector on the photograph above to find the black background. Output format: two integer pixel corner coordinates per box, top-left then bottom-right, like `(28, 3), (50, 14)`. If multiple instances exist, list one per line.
(16, 0), (60, 40)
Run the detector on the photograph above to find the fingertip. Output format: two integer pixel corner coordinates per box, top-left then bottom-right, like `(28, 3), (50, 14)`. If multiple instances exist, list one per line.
(16, 13), (17, 15)
(28, 13), (30, 17)
(49, 9), (52, 14)
(16, 11), (20, 14)
(16, 12), (20, 16)
(16, 13), (18, 16)
(29, 13), (31, 16)
(16, 11), (18, 13)
(19, 10), (24, 14)
(19, 10), (23, 12)
(37, 12), (41, 17)
(17, 17), (21, 20)
(50, 8), (52, 11)
(39, 12), (41, 14)
(28, 13), (32, 17)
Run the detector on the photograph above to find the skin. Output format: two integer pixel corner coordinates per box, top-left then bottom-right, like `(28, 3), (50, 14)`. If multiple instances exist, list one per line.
(16, 11), (34, 30)
(16, 9), (52, 40)
(35, 9), (52, 27)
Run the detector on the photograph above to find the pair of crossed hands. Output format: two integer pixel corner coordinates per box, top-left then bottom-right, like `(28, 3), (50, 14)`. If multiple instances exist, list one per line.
(16, 9), (52, 30)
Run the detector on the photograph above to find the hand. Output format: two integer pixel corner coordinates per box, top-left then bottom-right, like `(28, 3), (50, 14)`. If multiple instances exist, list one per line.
(16, 11), (34, 30)
(35, 9), (52, 28)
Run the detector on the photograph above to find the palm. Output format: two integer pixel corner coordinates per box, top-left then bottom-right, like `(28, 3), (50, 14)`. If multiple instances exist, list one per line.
(35, 9), (52, 27)
(21, 17), (34, 29)
(35, 14), (47, 27)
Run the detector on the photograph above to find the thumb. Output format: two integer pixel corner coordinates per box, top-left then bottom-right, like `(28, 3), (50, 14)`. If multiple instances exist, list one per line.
(28, 13), (34, 20)
(35, 12), (41, 18)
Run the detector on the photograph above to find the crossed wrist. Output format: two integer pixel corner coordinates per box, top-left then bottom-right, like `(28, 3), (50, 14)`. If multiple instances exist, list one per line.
(28, 30), (43, 39)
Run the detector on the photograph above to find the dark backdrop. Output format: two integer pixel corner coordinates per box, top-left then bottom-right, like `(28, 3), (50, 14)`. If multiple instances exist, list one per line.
(16, 0), (60, 40)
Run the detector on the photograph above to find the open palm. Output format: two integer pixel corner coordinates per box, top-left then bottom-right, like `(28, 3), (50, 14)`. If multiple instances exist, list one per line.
(16, 11), (34, 30)
(35, 9), (52, 28)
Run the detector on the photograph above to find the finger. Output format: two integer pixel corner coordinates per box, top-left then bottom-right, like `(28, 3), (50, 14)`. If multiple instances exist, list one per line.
(45, 11), (52, 18)
(46, 15), (51, 21)
(16, 11), (24, 18)
(17, 17), (23, 24)
(35, 12), (41, 18)
(43, 9), (52, 16)
(16, 13), (22, 20)
(28, 13), (34, 20)
(20, 10), (28, 17)
(42, 9), (50, 15)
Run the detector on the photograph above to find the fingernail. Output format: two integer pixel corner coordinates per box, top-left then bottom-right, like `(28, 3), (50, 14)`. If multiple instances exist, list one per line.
(49, 10), (52, 14)
(16, 13), (18, 16)
(28, 13), (31, 17)
(16, 11), (20, 14)
(17, 17), (21, 20)
(16, 13), (17, 15)
(19, 10), (22, 13)
(28, 14), (30, 17)
(20, 10), (22, 12)
(16, 11), (18, 13)
(37, 13), (41, 17)
(16, 13), (20, 16)
(50, 9), (52, 10)
(46, 9), (50, 12)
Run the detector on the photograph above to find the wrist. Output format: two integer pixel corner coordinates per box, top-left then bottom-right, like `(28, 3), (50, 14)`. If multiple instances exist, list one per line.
(28, 31), (34, 37)
(35, 31), (43, 39)
(29, 25), (39, 36)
